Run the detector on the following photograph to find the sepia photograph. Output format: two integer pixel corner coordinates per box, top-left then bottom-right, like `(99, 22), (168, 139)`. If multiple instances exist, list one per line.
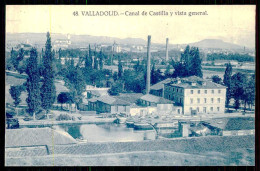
(5, 5), (256, 166)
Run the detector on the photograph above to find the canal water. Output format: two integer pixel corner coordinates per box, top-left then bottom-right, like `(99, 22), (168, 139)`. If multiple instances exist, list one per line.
(21, 123), (182, 142)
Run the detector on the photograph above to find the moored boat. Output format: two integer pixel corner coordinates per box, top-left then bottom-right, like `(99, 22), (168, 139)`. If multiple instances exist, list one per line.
(133, 122), (153, 130)
(126, 120), (135, 128)
(154, 121), (178, 129)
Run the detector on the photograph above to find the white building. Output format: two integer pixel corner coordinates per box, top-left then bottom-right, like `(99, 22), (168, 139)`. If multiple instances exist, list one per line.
(163, 76), (226, 115)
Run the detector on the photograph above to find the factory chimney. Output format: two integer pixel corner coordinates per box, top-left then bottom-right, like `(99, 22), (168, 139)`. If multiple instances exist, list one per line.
(166, 38), (169, 62)
(146, 35), (151, 94)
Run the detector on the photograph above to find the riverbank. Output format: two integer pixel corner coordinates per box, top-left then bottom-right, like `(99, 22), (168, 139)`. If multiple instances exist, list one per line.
(5, 135), (255, 166)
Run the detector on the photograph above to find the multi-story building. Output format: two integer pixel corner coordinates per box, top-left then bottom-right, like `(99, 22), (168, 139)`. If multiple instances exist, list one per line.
(164, 76), (226, 115)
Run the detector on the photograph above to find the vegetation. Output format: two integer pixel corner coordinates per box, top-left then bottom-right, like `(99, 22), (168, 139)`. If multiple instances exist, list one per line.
(211, 75), (222, 84)
(41, 32), (56, 114)
(207, 53), (254, 62)
(25, 48), (41, 120)
(172, 46), (203, 78)
(223, 63), (232, 108)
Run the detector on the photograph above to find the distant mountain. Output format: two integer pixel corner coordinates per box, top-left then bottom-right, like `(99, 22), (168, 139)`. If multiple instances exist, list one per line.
(6, 33), (245, 50)
(187, 39), (244, 50)
(6, 33), (146, 46)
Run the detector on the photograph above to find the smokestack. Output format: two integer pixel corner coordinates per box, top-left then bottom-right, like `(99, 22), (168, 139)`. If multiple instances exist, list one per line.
(146, 35), (151, 94)
(166, 38), (169, 62)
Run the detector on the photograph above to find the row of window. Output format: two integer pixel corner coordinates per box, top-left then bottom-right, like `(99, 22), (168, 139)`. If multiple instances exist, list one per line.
(190, 98), (221, 104)
(168, 86), (183, 93)
(190, 89), (221, 94)
(190, 106), (221, 112)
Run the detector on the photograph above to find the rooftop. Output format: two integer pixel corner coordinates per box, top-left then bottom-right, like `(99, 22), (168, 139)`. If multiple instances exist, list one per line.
(166, 76), (226, 89)
(96, 95), (132, 106)
(140, 94), (173, 104)
(117, 93), (144, 104)
(203, 117), (255, 131)
(150, 78), (175, 90)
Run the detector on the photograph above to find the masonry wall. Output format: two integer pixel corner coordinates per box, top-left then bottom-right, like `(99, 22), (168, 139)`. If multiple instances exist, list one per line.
(183, 88), (226, 115)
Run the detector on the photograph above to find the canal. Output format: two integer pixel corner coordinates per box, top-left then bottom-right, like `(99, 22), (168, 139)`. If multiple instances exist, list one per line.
(21, 123), (182, 142)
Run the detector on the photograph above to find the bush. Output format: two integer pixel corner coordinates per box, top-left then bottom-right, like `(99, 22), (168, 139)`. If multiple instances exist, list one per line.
(56, 114), (72, 121)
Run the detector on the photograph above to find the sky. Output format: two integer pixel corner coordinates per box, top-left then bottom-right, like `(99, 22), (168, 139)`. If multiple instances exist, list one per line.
(6, 5), (256, 47)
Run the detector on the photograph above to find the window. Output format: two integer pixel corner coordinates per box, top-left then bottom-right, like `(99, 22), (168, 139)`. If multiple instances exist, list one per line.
(173, 88), (175, 92)
(197, 98), (200, 104)
(190, 107), (192, 111)
(218, 98), (220, 103)
(210, 107), (213, 111)
(115, 106), (118, 112)
(178, 109), (180, 114)
(190, 98), (193, 104)
(197, 107), (199, 112)
(217, 107), (220, 112)
(205, 90), (207, 94)
(124, 106), (127, 112)
(177, 88), (179, 92)
(211, 98), (214, 103)
(204, 98), (207, 103)
(218, 90), (221, 94)
(203, 107), (207, 113)
(211, 90), (214, 94)
(168, 95), (170, 99)
(179, 98), (182, 103)
(198, 90), (200, 94)
(191, 90), (193, 94)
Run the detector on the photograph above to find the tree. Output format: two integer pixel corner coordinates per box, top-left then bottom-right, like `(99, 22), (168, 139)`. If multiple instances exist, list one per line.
(57, 92), (73, 110)
(164, 65), (171, 78)
(108, 81), (123, 96)
(243, 75), (255, 111)
(231, 72), (247, 111)
(64, 67), (86, 110)
(118, 60), (123, 79)
(151, 63), (156, 84)
(211, 75), (222, 84)
(190, 47), (203, 78)
(26, 48), (41, 120)
(41, 32), (56, 114)
(99, 51), (104, 70)
(223, 63), (232, 108)
(10, 48), (18, 71)
(94, 56), (99, 70)
(9, 86), (22, 107)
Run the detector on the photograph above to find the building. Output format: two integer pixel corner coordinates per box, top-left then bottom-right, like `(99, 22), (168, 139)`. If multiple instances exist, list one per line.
(53, 34), (71, 50)
(164, 76), (226, 115)
(150, 78), (175, 97)
(214, 60), (238, 66)
(139, 94), (182, 115)
(88, 95), (131, 114)
(83, 85), (109, 99)
(202, 117), (255, 136)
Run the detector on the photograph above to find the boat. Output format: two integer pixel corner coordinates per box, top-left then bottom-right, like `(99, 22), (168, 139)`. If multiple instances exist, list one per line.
(154, 121), (179, 129)
(114, 117), (127, 124)
(125, 120), (135, 128)
(133, 122), (153, 130)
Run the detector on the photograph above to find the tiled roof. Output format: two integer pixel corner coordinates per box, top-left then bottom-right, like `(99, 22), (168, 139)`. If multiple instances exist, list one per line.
(5, 128), (77, 147)
(203, 117), (255, 131)
(96, 95), (131, 106)
(140, 94), (173, 104)
(89, 90), (108, 97)
(166, 76), (226, 89)
(117, 93), (144, 104)
(150, 78), (175, 90)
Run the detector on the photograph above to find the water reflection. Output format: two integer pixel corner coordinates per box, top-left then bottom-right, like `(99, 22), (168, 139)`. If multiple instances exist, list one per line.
(54, 123), (157, 142)
(22, 123), (183, 142)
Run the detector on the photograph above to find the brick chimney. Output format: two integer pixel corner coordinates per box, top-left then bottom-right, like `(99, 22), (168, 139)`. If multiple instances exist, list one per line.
(146, 35), (151, 94)
(166, 38), (169, 62)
